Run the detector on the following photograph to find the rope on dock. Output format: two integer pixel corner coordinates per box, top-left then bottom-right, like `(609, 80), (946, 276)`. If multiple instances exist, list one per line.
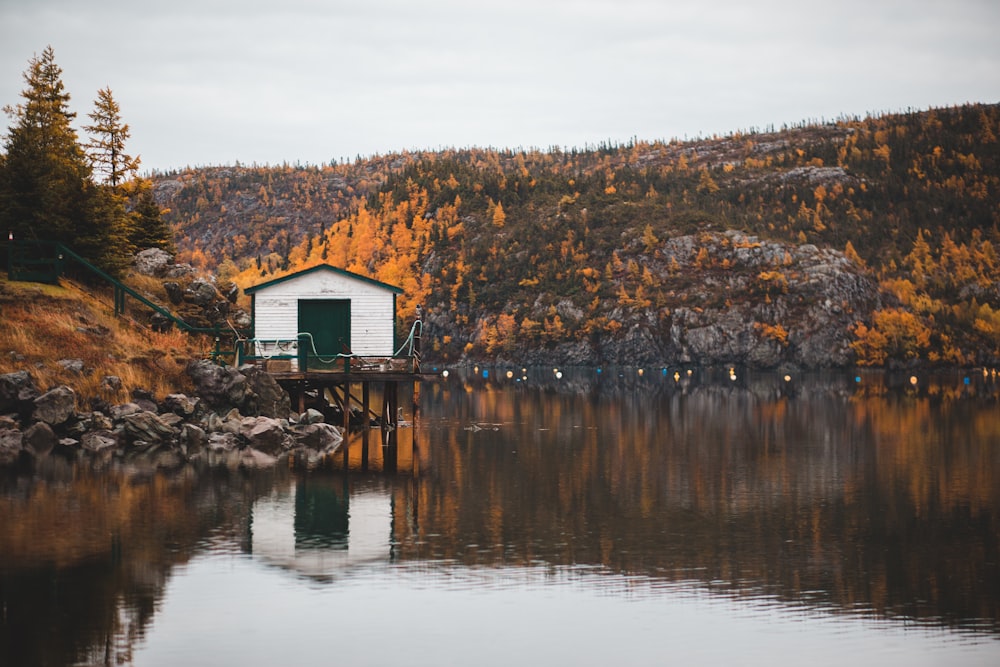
(240, 319), (422, 365)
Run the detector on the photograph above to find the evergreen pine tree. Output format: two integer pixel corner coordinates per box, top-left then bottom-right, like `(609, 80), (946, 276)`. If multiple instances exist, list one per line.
(126, 180), (175, 253)
(84, 87), (139, 187)
(0, 46), (90, 245)
(0, 47), (128, 275)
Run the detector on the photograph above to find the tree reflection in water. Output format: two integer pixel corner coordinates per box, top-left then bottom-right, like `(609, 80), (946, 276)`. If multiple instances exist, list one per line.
(0, 369), (998, 665)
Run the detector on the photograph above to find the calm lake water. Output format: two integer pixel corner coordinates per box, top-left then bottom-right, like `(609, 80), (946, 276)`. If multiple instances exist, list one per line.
(2, 367), (999, 666)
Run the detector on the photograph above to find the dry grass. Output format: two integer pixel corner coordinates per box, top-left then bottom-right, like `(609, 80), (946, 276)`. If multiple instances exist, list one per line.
(0, 276), (209, 406)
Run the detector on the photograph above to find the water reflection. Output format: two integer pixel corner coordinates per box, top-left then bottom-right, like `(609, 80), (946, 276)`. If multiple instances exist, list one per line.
(396, 368), (1000, 631)
(0, 465), (270, 666)
(1, 370), (998, 665)
(250, 477), (392, 580)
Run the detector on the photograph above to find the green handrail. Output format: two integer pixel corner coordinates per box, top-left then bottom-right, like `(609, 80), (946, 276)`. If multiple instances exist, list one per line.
(54, 243), (220, 334)
(6, 240), (247, 362)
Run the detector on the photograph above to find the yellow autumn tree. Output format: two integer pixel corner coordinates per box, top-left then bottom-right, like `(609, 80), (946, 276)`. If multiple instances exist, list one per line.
(850, 308), (931, 365)
(492, 201), (506, 228)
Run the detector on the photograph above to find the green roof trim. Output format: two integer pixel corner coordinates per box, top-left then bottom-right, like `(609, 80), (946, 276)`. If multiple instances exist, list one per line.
(244, 263), (404, 295)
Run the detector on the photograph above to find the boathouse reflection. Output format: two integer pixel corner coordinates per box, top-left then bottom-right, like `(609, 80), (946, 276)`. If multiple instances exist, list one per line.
(249, 477), (393, 580)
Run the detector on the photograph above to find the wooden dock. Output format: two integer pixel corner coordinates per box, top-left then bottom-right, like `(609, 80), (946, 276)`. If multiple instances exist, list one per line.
(240, 354), (428, 472)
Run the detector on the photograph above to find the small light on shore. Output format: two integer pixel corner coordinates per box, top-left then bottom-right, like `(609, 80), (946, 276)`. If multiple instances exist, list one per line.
(442, 369), (449, 378)
(784, 374), (791, 382)
(638, 368), (644, 376)
(687, 369), (693, 376)
(555, 371), (563, 379)
(506, 370), (514, 379)
(910, 375), (918, 386)
(673, 372), (680, 382)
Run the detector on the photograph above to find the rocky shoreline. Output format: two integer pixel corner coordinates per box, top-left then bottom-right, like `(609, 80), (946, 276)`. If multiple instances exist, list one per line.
(0, 360), (342, 472)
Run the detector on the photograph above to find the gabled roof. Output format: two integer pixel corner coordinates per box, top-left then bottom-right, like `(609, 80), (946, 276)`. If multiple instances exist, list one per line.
(244, 263), (404, 295)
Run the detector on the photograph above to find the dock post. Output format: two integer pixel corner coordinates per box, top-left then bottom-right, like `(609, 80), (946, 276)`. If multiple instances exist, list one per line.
(342, 382), (351, 470)
(361, 381), (371, 471)
(383, 381), (399, 473)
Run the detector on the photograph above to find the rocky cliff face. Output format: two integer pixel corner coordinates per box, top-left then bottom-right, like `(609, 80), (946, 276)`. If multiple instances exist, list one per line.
(468, 231), (883, 370)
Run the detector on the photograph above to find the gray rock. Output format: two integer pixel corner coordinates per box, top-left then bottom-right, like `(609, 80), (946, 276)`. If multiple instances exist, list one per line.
(121, 411), (177, 444)
(33, 385), (76, 426)
(109, 402), (143, 421)
(301, 408), (325, 424)
(163, 393), (198, 417)
(22, 422), (57, 458)
(187, 360), (247, 410)
(0, 370), (39, 412)
(240, 366), (291, 418)
(186, 279), (219, 306)
(159, 413), (184, 428)
(81, 430), (118, 455)
(134, 248), (173, 276)
(57, 359), (86, 375)
(239, 416), (287, 454)
(0, 429), (23, 465)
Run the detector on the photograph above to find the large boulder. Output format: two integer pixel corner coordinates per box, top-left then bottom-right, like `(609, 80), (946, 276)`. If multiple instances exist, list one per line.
(33, 386), (76, 426)
(239, 416), (287, 454)
(163, 393), (198, 417)
(121, 411), (177, 444)
(185, 279), (220, 307)
(133, 248), (173, 276)
(0, 371), (39, 414)
(187, 360), (247, 411)
(240, 366), (291, 418)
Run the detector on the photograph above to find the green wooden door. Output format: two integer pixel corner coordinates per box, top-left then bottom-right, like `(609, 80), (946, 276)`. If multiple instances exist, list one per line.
(298, 299), (350, 369)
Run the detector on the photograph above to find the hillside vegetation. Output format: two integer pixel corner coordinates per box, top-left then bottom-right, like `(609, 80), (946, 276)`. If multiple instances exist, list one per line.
(0, 277), (203, 403)
(152, 103), (999, 368)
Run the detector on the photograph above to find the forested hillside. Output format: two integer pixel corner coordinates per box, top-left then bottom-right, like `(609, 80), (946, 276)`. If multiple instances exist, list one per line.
(154, 103), (1000, 368)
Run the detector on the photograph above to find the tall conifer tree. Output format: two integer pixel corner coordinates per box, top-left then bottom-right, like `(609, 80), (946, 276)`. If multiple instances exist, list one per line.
(84, 87), (173, 255)
(0, 47), (130, 275)
(84, 87), (138, 187)
(0, 46), (90, 244)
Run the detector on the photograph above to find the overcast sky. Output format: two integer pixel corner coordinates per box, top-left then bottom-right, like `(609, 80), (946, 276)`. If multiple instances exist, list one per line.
(2, 0), (998, 173)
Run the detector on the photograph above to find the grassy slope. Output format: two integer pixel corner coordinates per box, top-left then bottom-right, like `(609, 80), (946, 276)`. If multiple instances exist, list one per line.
(0, 273), (206, 406)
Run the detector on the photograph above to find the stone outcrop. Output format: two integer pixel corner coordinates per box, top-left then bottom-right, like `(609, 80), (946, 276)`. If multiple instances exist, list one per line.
(487, 231), (883, 370)
(187, 360), (247, 410)
(133, 248), (250, 331)
(0, 370), (39, 416)
(0, 364), (343, 472)
(33, 385), (77, 426)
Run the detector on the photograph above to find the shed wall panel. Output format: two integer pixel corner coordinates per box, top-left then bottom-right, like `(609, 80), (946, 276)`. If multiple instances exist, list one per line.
(251, 270), (397, 357)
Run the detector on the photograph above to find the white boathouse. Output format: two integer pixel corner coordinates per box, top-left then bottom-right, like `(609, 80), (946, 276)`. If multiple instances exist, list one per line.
(243, 264), (404, 370)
